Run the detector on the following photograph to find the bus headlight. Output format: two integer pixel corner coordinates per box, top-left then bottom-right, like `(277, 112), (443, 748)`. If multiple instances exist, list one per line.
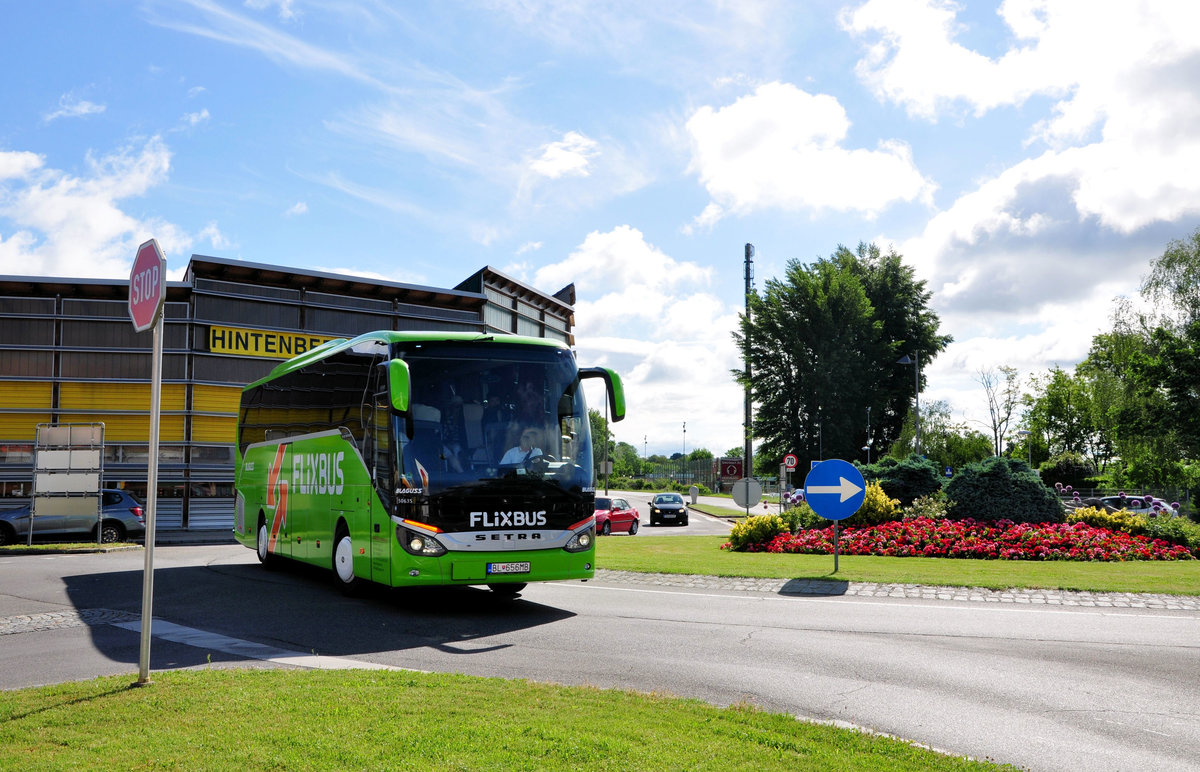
(398, 526), (447, 557)
(563, 525), (595, 553)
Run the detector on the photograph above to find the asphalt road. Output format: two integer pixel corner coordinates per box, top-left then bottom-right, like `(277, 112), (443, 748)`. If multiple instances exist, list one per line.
(1, 545), (1197, 772)
(596, 489), (762, 536)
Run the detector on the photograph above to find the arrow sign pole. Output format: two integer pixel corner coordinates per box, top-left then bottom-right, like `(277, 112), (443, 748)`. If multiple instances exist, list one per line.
(803, 459), (867, 574)
(806, 476), (862, 502)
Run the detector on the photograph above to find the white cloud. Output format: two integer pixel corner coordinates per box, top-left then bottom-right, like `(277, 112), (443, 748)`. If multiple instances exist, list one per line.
(187, 85), (207, 98)
(843, 0), (1200, 146)
(43, 94), (106, 123)
(197, 221), (230, 250)
(515, 241), (542, 255)
(529, 131), (599, 179)
(685, 82), (934, 228)
(153, 0), (386, 91)
(284, 201), (308, 217)
(532, 226), (743, 455)
(0, 137), (204, 278)
(0, 150), (44, 180)
(181, 108), (211, 127)
(842, 0), (1200, 430)
(244, 0), (296, 22)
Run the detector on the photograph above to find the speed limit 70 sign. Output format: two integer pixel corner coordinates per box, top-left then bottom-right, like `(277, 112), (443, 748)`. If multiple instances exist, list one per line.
(783, 453), (798, 469)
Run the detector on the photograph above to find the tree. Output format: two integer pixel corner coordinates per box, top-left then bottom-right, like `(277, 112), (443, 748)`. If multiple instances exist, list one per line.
(1025, 367), (1090, 457)
(735, 242), (950, 471)
(613, 441), (641, 477)
(1134, 320), (1200, 458)
(1142, 226), (1200, 323)
(588, 409), (613, 474)
(977, 366), (1019, 456)
(889, 399), (992, 473)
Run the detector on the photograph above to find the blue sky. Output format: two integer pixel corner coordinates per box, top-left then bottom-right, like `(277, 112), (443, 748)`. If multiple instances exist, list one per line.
(3, 1), (1198, 458)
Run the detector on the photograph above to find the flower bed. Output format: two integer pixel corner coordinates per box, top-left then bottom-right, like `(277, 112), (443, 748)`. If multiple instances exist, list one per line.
(725, 517), (1197, 561)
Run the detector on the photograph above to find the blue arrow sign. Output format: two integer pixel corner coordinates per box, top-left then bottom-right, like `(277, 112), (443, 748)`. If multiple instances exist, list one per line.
(803, 459), (866, 521)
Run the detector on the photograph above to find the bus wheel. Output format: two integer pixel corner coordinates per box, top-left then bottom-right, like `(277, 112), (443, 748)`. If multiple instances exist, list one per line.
(256, 520), (278, 569)
(488, 583), (526, 598)
(334, 530), (363, 596)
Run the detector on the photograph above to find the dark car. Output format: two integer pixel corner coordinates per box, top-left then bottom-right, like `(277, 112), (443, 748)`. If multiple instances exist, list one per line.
(595, 496), (639, 535)
(0, 489), (145, 545)
(649, 492), (688, 526)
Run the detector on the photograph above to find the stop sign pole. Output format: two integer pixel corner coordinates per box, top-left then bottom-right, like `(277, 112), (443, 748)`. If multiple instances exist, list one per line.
(129, 239), (165, 686)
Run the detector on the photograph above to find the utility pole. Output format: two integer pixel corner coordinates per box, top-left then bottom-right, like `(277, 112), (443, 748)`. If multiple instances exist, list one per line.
(743, 243), (754, 477)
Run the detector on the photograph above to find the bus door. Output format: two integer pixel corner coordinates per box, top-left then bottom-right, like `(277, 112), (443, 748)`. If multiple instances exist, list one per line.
(366, 364), (393, 582)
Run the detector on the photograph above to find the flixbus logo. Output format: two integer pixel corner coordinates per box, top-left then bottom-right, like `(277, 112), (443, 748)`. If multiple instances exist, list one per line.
(292, 451), (345, 495)
(469, 511), (547, 528)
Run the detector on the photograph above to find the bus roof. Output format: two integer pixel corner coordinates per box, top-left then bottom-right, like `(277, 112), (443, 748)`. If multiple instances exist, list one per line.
(244, 331), (570, 390)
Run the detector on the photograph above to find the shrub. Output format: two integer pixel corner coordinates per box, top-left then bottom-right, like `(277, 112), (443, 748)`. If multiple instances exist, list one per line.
(857, 455), (943, 506)
(780, 503), (828, 533)
(843, 481), (900, 527)
(1040, 452), (1096, 489)
(727, 514), (786, 551)
(1141, 515), (1200, 553)
(903, 491), (949, 520)
(1066, 506), (1147, 536)
(945, 455), (1065, 524)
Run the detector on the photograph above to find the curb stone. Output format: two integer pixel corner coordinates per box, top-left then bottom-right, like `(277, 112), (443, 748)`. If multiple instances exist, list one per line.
(593, 569), (1200, 611)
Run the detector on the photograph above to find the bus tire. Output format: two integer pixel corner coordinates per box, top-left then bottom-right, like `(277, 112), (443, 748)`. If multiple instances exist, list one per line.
(333, 528), (364, 596)
(256, 518), (278, 570)
(488, 583), (526, 598)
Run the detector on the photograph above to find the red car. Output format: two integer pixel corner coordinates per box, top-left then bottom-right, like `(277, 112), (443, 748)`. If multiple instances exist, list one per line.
(594, 496), (639, 535)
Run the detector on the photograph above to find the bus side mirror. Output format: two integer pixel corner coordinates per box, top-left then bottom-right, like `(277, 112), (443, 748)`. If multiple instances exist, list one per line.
(388, 359), (411, 413)
(579, 367), (625, 422)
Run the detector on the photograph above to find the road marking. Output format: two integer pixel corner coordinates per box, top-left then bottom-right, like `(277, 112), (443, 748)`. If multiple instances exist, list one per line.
(555, 582), (1200, 623)
(111, 619), (410, 671)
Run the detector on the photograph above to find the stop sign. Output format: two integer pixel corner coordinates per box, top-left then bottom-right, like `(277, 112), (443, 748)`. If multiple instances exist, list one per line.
(129, 239), (166, 332)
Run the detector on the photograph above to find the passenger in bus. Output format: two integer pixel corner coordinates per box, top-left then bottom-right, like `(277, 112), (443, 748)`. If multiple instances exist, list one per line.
(500, 427), (543, 466)
(436, 381), (466, 473)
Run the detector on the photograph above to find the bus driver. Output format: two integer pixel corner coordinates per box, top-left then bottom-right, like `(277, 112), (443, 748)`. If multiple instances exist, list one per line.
(500, 427), (543, 466)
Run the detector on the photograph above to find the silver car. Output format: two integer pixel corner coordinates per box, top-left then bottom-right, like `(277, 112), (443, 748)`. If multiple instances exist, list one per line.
(0, 489), (146, 545)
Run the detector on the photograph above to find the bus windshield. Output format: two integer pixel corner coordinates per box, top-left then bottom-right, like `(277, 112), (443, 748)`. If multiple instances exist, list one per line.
(393, 342), (594, 496)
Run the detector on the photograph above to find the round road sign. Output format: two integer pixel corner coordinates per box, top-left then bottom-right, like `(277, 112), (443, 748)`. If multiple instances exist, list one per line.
(803, 459), (865, 521)
(783, 453), (798, 469)
(731, 478), (763, 509)
(129, 239), (166, 333)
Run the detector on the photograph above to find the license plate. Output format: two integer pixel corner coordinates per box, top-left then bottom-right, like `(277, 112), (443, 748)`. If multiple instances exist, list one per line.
(664, 513), (676, 518)
(487, 561), (530, 575)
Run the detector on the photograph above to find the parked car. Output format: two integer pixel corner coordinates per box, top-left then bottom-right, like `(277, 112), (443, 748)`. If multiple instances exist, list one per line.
(0, 489), (145, 545)
(594, 496), (639, 535)
(1097, 495), (1176, 514)
(648, 492), (688, 526)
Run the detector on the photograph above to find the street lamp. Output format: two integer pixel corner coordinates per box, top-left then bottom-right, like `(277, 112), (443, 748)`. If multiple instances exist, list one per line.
(1018, 429), (1032, 467)
(897, 352), (921, 456)
(865, 406), (871, 463)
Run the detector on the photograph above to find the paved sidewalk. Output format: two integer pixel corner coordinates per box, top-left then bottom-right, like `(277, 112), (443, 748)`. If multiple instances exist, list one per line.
(594, 569), (1200, 611)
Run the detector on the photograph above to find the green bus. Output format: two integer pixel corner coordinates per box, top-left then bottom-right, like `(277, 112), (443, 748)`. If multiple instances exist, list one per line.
(233, 331), (624, 596)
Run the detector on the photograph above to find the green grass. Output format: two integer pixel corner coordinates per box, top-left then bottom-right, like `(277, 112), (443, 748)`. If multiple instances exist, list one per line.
(691, 502), (754, 518)
(0, 542), (137, 555)
(599, 535), (1200, 595)
(0, 670), (1011, 771)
